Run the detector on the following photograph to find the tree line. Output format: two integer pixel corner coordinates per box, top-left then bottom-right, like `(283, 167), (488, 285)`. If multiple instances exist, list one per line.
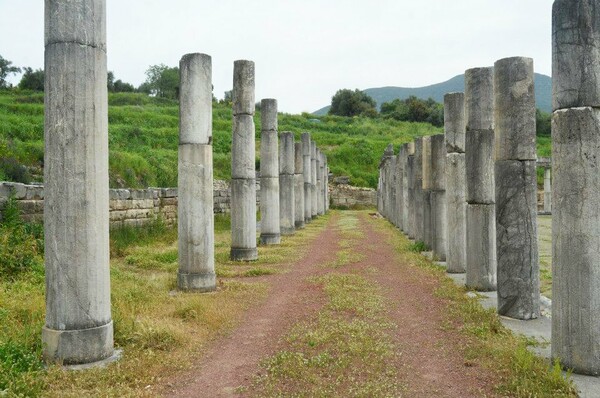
(328, 88), (551, 135)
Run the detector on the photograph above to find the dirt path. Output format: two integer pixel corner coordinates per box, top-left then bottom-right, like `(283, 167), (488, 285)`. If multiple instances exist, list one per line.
(165, 215), (341, 397)
(164, 211), (500, 397)
(356, 212), (499, 397)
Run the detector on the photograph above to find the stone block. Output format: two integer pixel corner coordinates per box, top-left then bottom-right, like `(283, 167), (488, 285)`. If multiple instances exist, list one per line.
(465, 129), (495, 204)
(466, 203), (497, 291)
(231, 115), (256, 179)
(444, 92), (466, 153)
(465, 67), (494, 131)
(445, 154), (466, 273)
(179, 53), (212, 145)
(232, 60), (255, 116)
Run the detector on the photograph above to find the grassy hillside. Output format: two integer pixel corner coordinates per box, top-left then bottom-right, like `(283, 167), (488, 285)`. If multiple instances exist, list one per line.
(314, 73), (552, 115)
(0, 90), (551, 189)
(0, 90), (440, 189)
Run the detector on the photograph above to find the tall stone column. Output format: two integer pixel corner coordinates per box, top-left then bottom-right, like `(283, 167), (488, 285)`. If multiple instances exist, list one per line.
(230, 60), (257, 261)
(406, 144), (416, 239)
(317, 150), (325, 215)
(494, 57), (539, 319)
(430, 134), (447, 261)
(324, 155), (329, 212)
(311, 140), (318, 218)
(444, 92), (467, 273)
(177, 53), (216, 292)
(543, 167), (552, 213)
(43, 0), (114, 364)
(552, 0), (600, 375)
(294, 142), (305, 228)
(413, 138), (425, 242)
(396, 147), (405, 231)
(422, 136), (433, 247)
(259, 99), (281, 245)
(465, 66), (497, 291)
(279, 132), (295, 235)
(302, 133), (312, 222)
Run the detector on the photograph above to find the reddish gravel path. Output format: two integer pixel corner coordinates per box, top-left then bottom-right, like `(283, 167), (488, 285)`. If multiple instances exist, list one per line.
(165, 215), (340, 398)
(356, 213), (500, 397)
(164, 211), (501, 397)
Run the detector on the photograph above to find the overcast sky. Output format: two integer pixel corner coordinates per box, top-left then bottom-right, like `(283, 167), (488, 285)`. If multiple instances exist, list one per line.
(1, 0), (553, 114)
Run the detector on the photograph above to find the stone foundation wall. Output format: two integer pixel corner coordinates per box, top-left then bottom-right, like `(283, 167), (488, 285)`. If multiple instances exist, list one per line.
(0, 180), (259, 227)
(329, 184), (377, 209)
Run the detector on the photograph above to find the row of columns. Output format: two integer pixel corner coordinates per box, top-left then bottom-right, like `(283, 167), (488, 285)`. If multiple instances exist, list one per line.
(379, 0), (600, 375)
(42, 1), (330, 366)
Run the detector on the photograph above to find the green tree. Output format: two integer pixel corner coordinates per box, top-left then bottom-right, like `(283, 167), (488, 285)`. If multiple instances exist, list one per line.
(329, 89), (377, 117)
(536, 109), (551, 136)
(107, 71), (135, 93)
(0, 55), (21, 89)
(380, 96), (444, 127)
(18, 67), (44, 91)
(140, 64), (179, 99)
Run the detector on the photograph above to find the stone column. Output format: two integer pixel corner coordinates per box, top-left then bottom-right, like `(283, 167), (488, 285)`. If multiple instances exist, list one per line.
(311, 140), (318, 219)
(177, 53), (216, 292)
(317, 150), (325, 215)
(294, 142), (305, 228)
(465, 66), (497, 291)
(396, 148), (405, 231)
(43, 0), (114, 364)
(543, 167), (552, 213)
(402, 143), (412, 235)
(422, 136), (433, 247)
(430, 134), (447, 261)
(406, 144), (416, 239)
(324, 155), (329, 212)
(279, 132), (295, 235)
(444, 93), (467, 273)
(230, 60), (257, 261)
(552, 0), (600, 375)
(302, 133), (312, 222)
(494, 57), (539, 319)
(413, 138), (425, 243)
(259, 99), (281, 245)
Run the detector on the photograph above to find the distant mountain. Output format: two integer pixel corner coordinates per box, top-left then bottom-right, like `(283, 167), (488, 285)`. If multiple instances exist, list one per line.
(313, 73), (552, 115)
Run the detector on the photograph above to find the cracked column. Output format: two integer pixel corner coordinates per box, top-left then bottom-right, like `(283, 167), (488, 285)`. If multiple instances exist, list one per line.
(294, 141), (305, 228)
(406, 143), (416, 239)
(311, 140), (318, 219)
(259, 99), (280, 245)
(430, 134), (447, 261)
(543, 167), (552, 213)
(444, 93), (467, 273)
(301, 133), (312, 222)
(230, 60), (257, 261)
(465, 66), (497, 291)
(422, 136), (433, 247)
(43, 0), (114, 364)
(279, 132), (295, 235)
(317, 150), (325, 215)
(413, 138), (425, 243)
(552, 0), (600, 375)
(177, 53), (216, 292)
(494, 57), (539, 320)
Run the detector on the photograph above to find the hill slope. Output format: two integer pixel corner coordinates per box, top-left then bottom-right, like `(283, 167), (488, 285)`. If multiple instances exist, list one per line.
(314, 73), (552, 115)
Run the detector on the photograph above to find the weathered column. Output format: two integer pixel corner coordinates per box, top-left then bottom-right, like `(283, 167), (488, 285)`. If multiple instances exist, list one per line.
(422, 136), (433, 247)
(402, 143), (412, 234)
(552, 0), (600, 375)
(177, 53), (216, 292)
(430, 134), (447, 261)
(43, 0), (114, 364)
(259, 99), (281, 245)
(279, 132), (295, 235)
(230, 60), (258, 261)
(302, 133), (312, 222)
(413, 138), (425, 242)
(396, 147), (405, 231)
(543, 167), (552, 213)
(324, 155), (329, 212)
(494, 57), (539, 319)
(444, 93), (467, 273)
(294, 142), (305, 228)
(311, 140), (318, 218)
(317, 150), (325, 215)
(465, 66), (497, 291)
(406, 144), (416, 239)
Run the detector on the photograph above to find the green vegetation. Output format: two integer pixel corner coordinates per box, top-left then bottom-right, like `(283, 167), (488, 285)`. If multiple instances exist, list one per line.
(381, 96), (444, 127)
(328, 88), (378, 117)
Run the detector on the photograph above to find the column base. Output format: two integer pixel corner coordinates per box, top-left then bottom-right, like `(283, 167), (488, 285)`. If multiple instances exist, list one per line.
(230, 247), (258, 262)
(42, 321), (114, 365)
(260, 233), (281, 245)
(177, 272), (217, 292)
(295, 220), (305, 229)
(281, 227), (295, 236)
